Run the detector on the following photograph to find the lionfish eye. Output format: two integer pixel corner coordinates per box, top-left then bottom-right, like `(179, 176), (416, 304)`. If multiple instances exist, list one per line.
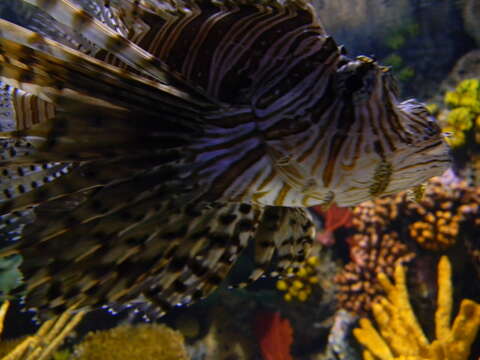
(424, 116), (441, 137)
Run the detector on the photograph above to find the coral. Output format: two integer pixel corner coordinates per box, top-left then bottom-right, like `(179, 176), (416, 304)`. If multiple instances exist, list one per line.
(0, 300), (85, 360)
(254, 311), (293, 360)
(276, 256), (320, 302)
(312, 204), (353, 246)
(73, 324), (189, 360)
(335, 230), (415, 315)
(442, 78), (480, 148)
(354, 256), (480, 360)
(352, 174), (480, 252)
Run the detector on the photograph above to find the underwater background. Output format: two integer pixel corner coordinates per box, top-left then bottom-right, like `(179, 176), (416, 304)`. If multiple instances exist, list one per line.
(0, 0), (478, 359)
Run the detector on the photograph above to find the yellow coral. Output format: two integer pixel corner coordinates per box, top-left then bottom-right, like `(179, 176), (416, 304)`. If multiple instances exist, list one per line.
(276, 256), (319, 302)
(73, 324), (189, 360)
(353, 256), (480, 360)
(443, 79), (480, 148)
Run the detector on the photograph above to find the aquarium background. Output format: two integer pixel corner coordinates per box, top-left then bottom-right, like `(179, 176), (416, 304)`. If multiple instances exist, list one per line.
(0, 0), (479, 359)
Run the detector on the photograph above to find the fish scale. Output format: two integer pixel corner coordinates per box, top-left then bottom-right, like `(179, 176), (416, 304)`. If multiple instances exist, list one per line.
(0, 0), (450, 316)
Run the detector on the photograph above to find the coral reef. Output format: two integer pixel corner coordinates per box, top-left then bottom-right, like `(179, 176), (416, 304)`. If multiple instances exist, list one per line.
(404, 177), (474, 251)
(254, 311), (293, 360)
(336, 173), (480, 314)
(73, 324), (189, 360)
(354, 256), (480, 360)
(351, 174), (480, 252)
(335, 230), (415, 315)
(276, 256), (320, 302)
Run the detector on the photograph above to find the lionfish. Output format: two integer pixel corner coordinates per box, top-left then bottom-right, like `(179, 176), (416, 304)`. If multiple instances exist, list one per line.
(0, 0), (449, 316)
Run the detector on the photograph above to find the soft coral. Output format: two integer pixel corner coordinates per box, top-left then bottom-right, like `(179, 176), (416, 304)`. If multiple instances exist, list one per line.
(254, 311), (293, 360)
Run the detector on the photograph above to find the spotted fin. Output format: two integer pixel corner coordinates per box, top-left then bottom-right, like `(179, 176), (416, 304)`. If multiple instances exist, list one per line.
(14, 201), (260, 316)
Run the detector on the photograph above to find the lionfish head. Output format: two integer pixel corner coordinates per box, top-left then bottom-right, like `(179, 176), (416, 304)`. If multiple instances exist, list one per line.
(382, 98), (451, 196)
(327, 55), (451, 206)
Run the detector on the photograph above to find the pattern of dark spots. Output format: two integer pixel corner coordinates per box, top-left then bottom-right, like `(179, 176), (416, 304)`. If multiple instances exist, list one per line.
(219, 213), (237, 225)
(2, 169), (9, 176)
(169, 256), (188, 271)
(47, 281), (63, 300)
(210, 232), (230, 245)
(64, 216), (78, 227)
(190, 228), (210, 240)
(90, 199), (104, 212)
(207, 274), (223, 285)
(125, 237), (145, 246)
(219, 254), (234, 265)
(264, 211), (281, 223)
(72, 9), (92, 30)
(29, 165), (37, 171)
(185, 207), (202, 217)
(192, 289), (203, 300)
(278, 254), (294, 261)
(189, 260), (208, 277)
(3, 189), (12, 199)
(295, 254), (305, 261)
(106, 34), (128, 52)
(238, 219), (254, 232)
(37, 0), (56, 11)
(239, 204), (252, 214)
(45, 137), (57, 150)
(302, 222), (312, 232)
(163, 244), (178, 259)
(64, 286), (81, 299)
(8, 147), (16, 157)
(31, 181), (40, 189)
(34, 188), (50, 201)
(259, 240), (272, 248)
(173, 279), (187, 293)
(18, 184), (26, 193)
(93, 231), (108, 240)
(92, 264), (111, 278)
(83, 284), (98, 297)
(18, 70), (34, 84)
(52, 303), (67, 314)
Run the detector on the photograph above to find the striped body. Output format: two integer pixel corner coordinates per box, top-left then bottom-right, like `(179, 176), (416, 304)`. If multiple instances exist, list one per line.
(0, 0), (450, 316)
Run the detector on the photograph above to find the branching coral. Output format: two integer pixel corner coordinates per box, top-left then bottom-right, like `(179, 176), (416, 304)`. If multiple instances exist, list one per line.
(73, 324), (189, 360)
(337, 173), (480, 313)
(276, 256), (319, 302)
(352, 175), (480, 252)
(403, 177), (477, 251)
(442, 78), (480, 148)
(335, 230), (415, 315)
(354, 256), (480, 360)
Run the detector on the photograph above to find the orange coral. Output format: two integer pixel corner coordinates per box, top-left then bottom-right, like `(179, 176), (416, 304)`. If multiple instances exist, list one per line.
(335, 231), (415, 315)
(313, 204), (353, 246)
(254, 312), (293, 360)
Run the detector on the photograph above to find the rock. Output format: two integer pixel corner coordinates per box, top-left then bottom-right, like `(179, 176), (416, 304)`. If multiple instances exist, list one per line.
(441, 50), (480, 92)
(463, 0), (480, 46)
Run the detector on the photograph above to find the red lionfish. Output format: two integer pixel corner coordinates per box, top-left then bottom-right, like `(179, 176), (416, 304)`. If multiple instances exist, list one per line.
(0, 0), (450, 316)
